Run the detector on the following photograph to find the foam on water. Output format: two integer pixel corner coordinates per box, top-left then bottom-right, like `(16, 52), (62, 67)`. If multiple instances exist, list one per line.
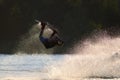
(46, 33), (120, 80)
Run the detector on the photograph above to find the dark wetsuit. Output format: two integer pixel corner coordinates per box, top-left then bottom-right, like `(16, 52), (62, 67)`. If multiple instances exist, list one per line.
(40, 36), (57, 48)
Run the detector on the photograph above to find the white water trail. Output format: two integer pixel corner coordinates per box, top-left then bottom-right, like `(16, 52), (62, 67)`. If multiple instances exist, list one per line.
(47, 33), (120, 79)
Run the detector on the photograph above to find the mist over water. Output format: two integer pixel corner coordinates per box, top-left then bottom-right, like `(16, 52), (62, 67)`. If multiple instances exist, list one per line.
(14, 23), (54, 54)
(47, 33), (120, 79)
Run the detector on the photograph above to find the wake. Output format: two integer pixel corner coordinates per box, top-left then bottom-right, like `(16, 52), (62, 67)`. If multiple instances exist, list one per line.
(47, 32), (120, 79)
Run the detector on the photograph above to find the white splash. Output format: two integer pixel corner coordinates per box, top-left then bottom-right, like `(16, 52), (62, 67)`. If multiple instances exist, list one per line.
(47, 34), (120, 79)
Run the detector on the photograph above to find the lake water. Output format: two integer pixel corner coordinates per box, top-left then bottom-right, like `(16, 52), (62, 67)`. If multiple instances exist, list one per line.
(0, 54), (64, 80)
(0, 54), (120, 80)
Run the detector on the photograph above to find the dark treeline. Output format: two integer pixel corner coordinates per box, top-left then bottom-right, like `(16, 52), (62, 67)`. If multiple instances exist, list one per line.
(0, 0), (120, 53)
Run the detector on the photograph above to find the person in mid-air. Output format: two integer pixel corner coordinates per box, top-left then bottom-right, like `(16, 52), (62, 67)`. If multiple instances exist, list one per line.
(38, 21), (64, 49)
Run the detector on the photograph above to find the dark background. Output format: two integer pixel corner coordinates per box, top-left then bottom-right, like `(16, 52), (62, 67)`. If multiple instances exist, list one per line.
(0, 0), (120, 54)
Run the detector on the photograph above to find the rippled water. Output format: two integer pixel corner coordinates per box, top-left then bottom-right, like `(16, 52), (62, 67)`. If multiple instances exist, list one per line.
(0, 54), (64, 80)
(0, 53), (120, 80)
